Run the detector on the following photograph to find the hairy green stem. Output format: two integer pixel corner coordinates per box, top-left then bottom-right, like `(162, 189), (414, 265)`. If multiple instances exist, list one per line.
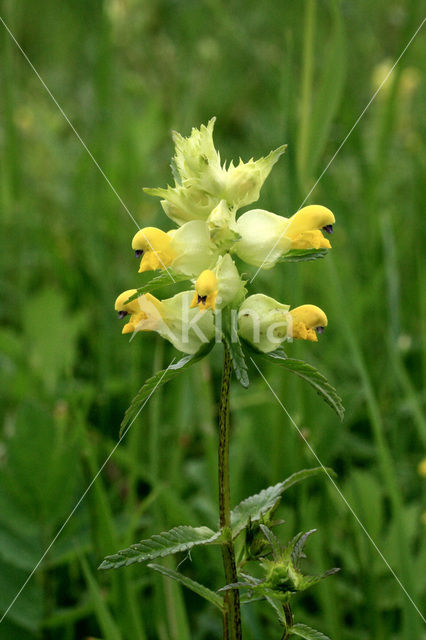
(218, 346), (242, 640)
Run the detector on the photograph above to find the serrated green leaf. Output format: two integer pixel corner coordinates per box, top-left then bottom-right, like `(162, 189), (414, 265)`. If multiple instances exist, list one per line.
(119, 341), (214, 437)
(147, 563), (223, 610)
(125, 270), (191, 302)
(279, 248), (329, 263)
(297, 567), (340, 591)
(259, 525), (282, 560)
(218, 581), (253, 593)
(258, 351), (344, 421)
(290, 529), (316, 566)
(99, 525), (221, 571)
(222, 310), (250, 388)
(290, 622), (332, 640)
(230, 467), (333, 537)
(224, 334), (250, 388)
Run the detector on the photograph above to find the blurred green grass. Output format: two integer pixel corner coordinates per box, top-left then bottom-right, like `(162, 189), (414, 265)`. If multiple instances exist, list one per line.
(0, 0), (425, 638)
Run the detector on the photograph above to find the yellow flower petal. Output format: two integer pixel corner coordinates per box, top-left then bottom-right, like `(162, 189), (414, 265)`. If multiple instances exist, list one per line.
(284, 205), (335, 251)
(290, 230), (331, 250)
(289, 305), (328, 342)
(191, 269), (218, 311)
(132, 227), (176, 273)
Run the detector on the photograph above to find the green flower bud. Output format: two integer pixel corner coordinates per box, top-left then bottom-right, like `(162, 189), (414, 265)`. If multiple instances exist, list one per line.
(207, 200), (240, 251)
(224, 145), (286, 208)
(172, 117), (223, 189)
(144, 183), (220, 227)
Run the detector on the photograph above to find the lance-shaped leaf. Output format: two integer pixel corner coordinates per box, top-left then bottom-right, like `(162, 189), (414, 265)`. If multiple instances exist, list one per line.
(222, 309), (250, 388)
(125, 270), (191, 303)
(99, 526), (221, 571)
(257, 350), (344, 421)
(230, 467), (334, 537)
(119, 341), (214, 437)
(279, 248), (329, 263)
(290, 623), (332, 640)
(260, 525), (282, 560)
(148, 563), (223, 611)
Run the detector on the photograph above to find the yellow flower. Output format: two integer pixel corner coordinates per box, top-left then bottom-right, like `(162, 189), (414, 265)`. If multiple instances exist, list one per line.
(132, 221), (218, 277)
(238, 295), (328, 352)
(234, 204), (335, 268)
(115, 290), (215, 353)
(190, 254), (246, 312)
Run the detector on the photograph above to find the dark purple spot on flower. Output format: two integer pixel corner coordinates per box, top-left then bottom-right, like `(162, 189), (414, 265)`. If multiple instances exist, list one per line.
(118, 310), (128, 319)
(322, 224), (333, 234)
(315, 326), (325, 334)
(135, 249), (144, 258)
(197, 295), (207, 305)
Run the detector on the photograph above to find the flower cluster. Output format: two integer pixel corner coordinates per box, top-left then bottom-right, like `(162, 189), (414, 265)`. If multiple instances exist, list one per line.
(115, 118), (335, 354)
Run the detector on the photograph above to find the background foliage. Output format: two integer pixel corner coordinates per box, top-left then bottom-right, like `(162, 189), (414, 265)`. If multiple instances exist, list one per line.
(0, 0), (425, 638)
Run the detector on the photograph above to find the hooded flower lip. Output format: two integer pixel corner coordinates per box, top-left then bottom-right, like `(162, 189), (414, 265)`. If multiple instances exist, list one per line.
(190, 270), (219, 311)
(132, 221), (218, 277)
(132, 227), (176, 273)
(115, 289), (148, 334)
(289, 305), (328, 342)
(284, 205), (335, 251)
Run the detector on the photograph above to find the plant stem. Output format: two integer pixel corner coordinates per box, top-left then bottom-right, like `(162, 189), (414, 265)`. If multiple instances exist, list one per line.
(281, 603), (294, 639)
(218, 345), (242, 640)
